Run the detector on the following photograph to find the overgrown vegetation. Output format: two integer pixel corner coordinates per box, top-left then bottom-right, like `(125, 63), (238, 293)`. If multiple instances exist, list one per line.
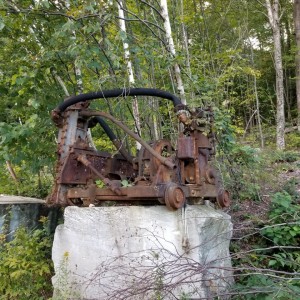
(0, 218), (54, 299)
(222, 146), (300, 298)
(212, 108), (300, 298)
(230, 187), (300, 299)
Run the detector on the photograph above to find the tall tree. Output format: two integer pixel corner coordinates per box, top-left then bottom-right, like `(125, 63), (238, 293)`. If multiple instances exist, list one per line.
(117, 0), (142, 148)
(294, 0), (300, 131)
(160, 0), (186, 104)
(265, 0), (285, 149)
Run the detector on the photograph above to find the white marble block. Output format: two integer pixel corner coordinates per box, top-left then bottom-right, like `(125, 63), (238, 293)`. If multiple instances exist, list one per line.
(52, 205), (233, 299)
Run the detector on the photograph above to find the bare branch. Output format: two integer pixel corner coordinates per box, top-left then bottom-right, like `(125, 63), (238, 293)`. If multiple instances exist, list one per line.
(115, 0), (168, 49)
(115, 16), (166, 33)
(139, 0), (164, 20)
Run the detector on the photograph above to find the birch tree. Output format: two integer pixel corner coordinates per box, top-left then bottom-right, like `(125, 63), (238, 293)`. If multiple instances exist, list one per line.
(265, 0), (285, 149)
(160, 0), (186, 104)
(294, 0), (300, 132)
(117, 0), (142, 148)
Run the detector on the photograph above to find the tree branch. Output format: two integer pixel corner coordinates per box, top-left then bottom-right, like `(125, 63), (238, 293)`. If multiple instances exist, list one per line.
(115, 16), (165, 33)
(139, 0), (164, 21)
(115, 0), (168, 49)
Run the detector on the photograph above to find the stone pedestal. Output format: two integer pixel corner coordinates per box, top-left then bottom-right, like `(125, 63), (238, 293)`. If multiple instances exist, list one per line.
(52, 205), (233, 300)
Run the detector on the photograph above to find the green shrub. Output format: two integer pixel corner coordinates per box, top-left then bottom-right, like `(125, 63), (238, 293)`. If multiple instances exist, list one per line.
(262, 191), (300, 246)
(0, 221), (54, 299)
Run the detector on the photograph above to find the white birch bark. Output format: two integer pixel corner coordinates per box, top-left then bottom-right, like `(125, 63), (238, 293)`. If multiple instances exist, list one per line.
(294, 0), (300, 131)
(180, 0), (191, 78)
(117, 0), (142, 149)
(65, 0), (83, 94)
(160, 0), (186, 104)
(75, 61), (83, 94)
(265, 0), (285, 150)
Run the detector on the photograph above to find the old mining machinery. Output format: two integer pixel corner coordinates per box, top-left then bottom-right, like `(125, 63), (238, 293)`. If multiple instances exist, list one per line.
(47, 88), (230, 210)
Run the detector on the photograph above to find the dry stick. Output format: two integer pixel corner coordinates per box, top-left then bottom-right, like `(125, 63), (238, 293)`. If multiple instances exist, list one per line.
(5, 160), (18, 182)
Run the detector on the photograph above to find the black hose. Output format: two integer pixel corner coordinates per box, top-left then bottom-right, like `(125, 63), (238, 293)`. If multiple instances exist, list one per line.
(88, 116), (133, 163)
(57, 88), (182, 112)
(89, 117), (117, 141)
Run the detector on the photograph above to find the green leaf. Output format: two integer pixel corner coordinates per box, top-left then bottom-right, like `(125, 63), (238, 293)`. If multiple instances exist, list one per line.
(268, 260), (277, 267)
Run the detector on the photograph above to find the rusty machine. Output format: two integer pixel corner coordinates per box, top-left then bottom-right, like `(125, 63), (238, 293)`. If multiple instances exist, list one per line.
(47, 88), (230, 210)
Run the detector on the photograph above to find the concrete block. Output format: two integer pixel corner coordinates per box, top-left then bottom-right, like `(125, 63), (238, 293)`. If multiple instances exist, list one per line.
(0, 195), (61, 239)
(52, 205), (233, 299)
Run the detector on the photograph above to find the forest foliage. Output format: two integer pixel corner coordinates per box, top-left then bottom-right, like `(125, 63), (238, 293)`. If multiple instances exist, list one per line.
(0, 0), (299, 299)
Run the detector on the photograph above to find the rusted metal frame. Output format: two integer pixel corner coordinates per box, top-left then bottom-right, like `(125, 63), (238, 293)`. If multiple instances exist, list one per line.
(76, 154), (122, 196)
(49, 108), (84, 206)
(80, 110), (176, 169)
(57, 131), (136, 185)
(48, 90), (231, 209)
(67, 185), (166, 201)
(58, 149), (111, 184)
(66, 182), (218, 200)
(150, 140), (174, 184)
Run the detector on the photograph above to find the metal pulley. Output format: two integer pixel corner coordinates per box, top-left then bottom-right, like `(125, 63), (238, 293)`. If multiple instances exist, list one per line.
(217, 190), (231, 208)
(164, 183), (186, 210)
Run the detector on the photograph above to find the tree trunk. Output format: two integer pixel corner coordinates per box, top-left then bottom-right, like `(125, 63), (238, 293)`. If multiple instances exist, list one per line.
(249, 40), (264, 148)
(284, 18), (292, 122)
(294, 0), (300, 131)
(265, 0), (285, 150)
(160, 0), (186, 104)
(180, 0), (192, 78)
(117, 0), (142, 149)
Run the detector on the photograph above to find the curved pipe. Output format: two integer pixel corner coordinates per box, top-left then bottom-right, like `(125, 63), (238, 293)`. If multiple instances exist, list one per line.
(81, 110), (176, 169)
(89, 116), (117, 141)
(89, 116), (133, 163)
(57, 88), (182, 112)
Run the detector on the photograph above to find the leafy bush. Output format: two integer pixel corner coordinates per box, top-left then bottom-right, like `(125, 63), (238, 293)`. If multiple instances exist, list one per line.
(262, 192), (300, 246)
(231, 188), (300, 299)
(0, 221), (54, 299)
